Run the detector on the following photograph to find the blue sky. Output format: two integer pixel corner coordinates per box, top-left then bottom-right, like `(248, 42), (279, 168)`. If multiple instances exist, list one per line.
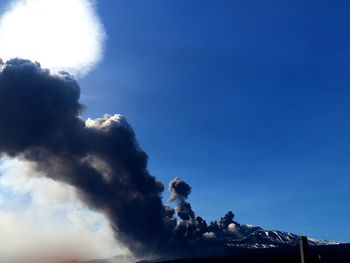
(0, 0), (348, 251)
(78, 0), (350, 243)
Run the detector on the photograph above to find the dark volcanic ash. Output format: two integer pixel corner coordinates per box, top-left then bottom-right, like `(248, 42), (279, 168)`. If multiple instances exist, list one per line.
(0, 59), (329, 260)
(0, 58), (171, 257)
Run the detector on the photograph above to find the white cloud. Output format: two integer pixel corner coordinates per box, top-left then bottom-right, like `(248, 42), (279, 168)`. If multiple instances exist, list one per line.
(0, 0), (106, 76)
(203, 232), (216, 239)
(228, 223), (238, 233)
(0, 158), (126, 262)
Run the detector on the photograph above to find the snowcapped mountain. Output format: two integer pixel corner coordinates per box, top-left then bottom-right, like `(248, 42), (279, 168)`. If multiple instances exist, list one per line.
(222, 224), (339, 249)
(87, 224), (340, 263)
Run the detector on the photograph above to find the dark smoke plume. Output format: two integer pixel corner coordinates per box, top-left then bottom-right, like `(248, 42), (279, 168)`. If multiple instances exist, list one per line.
(0, 59), (240, 259)
(168, 178), (195, 221)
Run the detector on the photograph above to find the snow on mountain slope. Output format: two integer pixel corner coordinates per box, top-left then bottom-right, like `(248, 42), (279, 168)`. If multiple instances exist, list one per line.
(224, 224), (339, 249)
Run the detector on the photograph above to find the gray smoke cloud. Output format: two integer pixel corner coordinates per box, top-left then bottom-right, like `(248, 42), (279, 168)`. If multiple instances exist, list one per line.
(168, 178), (195, 221)
(0, 59), (241, 260)
(169, 177), (192, 202)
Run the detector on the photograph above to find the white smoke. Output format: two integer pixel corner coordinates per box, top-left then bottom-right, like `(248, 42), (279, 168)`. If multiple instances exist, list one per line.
(0, 158), (126, 261)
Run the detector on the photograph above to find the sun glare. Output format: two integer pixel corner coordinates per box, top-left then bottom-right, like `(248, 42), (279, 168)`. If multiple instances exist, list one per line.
(0, 0), (105, 75)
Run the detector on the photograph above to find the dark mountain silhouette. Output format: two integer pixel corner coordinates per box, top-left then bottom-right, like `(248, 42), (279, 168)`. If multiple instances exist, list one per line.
(87, 244), (350, 263)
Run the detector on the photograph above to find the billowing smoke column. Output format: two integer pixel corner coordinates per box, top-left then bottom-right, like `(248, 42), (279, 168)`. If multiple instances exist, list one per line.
(0, 59), (239, 259)
(168, 177), (195, 221)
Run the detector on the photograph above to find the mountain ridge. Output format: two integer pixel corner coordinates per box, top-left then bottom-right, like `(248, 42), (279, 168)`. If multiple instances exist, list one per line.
(88, 224), (340, 263)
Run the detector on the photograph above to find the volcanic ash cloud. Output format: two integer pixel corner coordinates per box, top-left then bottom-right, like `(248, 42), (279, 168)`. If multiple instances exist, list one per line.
(0, 59), (239, 260)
